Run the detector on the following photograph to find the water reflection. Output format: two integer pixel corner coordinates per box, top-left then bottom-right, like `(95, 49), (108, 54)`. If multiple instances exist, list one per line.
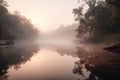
(0, 45), (39, 80)
(73, 44), (120, 80)
(1, 42), (120, 80)
(7, 48), (78, 80)
(40, 41), (78, 57)
(0, 42), (79, 80)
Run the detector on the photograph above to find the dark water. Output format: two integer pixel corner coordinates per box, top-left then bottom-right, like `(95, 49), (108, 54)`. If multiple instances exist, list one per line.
(0, 42), (120, 80)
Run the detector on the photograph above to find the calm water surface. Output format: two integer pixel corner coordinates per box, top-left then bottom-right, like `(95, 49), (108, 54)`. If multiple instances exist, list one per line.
(0, 42), (78, 80)
(0, 42), (120, 80)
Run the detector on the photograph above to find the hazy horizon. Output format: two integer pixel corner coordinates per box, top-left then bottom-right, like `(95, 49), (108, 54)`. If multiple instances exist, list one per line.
(7, 0), (78, 33)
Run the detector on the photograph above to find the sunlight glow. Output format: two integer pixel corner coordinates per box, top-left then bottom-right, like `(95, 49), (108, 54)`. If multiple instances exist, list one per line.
(7, 0), (77, 33)
(29, 17), (46, 31)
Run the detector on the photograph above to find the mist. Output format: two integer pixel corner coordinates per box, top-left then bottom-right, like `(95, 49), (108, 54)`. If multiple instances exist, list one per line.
(1, 0), (120, 80)
(39, 23), (78, 44)
(0, 0), (40, 42)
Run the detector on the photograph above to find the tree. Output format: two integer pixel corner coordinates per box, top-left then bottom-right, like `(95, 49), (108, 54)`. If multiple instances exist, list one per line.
(73, 0), (113, 43)
(0, 0), (40, 40)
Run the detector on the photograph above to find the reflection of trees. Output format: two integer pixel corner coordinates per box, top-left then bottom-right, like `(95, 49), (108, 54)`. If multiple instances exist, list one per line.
(73, 44), (120, 80)
(54, 46), (77, 57)
(41, 43), (78, 57)
(0, 45), (39, 80)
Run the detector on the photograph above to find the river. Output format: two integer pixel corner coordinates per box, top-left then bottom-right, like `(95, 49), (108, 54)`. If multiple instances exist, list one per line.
(0, 41), (120, 80)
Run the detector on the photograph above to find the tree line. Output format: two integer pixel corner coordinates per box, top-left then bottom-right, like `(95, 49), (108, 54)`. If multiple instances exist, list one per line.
(0, 0), (40, 41)
(73, 0), (120, 43)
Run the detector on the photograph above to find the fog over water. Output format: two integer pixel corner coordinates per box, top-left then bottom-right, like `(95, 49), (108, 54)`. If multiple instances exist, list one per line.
(0, 37), (80, 80)
(1, 0), (120, 80)
(1, 35), (120, 80)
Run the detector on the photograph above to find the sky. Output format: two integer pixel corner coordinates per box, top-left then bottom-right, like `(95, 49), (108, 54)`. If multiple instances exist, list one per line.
(7, 0), (77, 33)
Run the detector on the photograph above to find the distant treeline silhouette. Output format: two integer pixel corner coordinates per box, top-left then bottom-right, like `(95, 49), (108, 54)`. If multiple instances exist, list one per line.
(0, 0), (40, 40)
(41, 23), (78, 41)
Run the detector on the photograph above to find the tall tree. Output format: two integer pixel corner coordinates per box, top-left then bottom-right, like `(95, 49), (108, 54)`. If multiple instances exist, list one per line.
(73, 0), (114, 43)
